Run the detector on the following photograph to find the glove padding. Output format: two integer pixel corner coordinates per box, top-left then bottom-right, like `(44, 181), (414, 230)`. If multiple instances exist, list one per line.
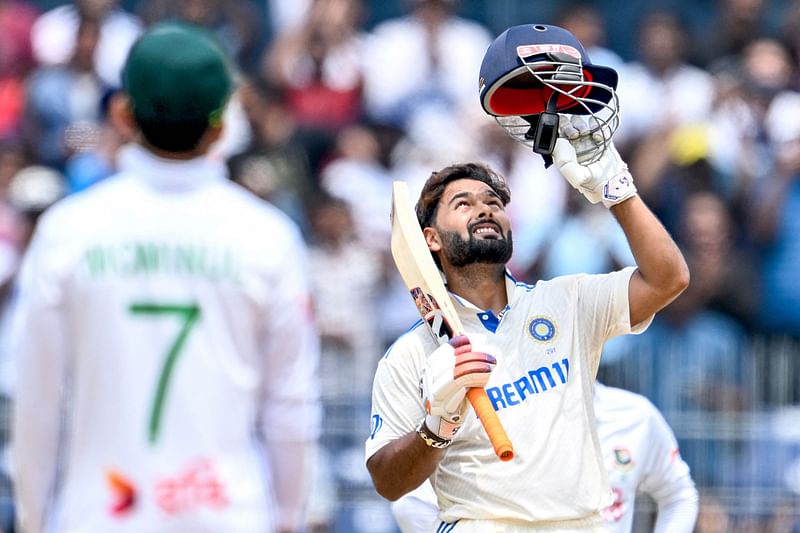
(421, 334), (496, 440)
(553, 116), (637, 208)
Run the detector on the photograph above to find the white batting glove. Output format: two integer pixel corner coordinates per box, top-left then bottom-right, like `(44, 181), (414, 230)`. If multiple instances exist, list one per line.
(553, 116), (637, 208)
(421, 334), (497, 441)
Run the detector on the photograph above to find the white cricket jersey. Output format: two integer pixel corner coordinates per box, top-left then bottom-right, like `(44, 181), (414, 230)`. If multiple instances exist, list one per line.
(12, 145), (321, 533)
(595, 383), (698, 533)
(391, 383), (697, 533)
(367, 267), (650, 529)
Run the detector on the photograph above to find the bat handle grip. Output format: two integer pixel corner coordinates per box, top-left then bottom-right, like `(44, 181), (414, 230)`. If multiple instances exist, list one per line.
(466, 387), (514, 461)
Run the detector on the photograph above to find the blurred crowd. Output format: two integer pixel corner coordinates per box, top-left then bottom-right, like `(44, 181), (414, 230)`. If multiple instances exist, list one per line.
(1, 0), (800, 531)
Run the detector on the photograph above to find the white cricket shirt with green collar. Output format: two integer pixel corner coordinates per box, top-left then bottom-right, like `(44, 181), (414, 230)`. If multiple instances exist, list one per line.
(12, 144), (321, 533)
(367, 267), (652, 530)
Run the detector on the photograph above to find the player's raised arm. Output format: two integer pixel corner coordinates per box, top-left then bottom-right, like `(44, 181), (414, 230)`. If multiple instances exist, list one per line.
(609, 196), (689, 327)
(552, 131), (689, 328)
(478, 21), (688, 329)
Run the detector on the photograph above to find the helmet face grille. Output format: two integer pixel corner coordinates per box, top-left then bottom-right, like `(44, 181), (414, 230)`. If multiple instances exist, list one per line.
(491, 51), (620, 164)
(495, 98), (619, 165)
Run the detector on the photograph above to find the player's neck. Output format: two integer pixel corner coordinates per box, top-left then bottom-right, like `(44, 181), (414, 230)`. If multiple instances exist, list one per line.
(444, 263), (507, 315)
(141, 141), (209, 161)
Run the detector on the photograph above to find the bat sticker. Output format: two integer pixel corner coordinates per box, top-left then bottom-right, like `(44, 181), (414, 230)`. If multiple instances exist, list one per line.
(411, 287), (454, 342)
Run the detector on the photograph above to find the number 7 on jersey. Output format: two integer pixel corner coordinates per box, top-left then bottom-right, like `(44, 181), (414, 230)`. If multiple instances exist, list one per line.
(390, 181), (514, 461)
(129, 302), (201, 444)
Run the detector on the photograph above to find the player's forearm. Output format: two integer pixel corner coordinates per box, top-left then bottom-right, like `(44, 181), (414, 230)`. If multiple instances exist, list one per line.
(611, 195), (690, 321)
(367, 431), (444, 501)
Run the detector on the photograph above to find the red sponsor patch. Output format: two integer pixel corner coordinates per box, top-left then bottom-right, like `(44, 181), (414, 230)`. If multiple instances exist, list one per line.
(106, 469), (137, 517)
(516, 44), (581, 59)
(155, 458), (229, 515)
(601, 487), (625, 522)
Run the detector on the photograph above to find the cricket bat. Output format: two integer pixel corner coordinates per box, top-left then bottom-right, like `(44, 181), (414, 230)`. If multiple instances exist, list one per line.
(390, 180), (514, 461)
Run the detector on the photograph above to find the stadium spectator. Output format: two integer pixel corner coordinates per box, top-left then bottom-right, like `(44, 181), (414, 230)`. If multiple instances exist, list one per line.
(227, 77), (319, 231)
(307, 194), (384, 405)
(62, 89), (134, 193)
(138, 0), (265, 75)
(30, 0), (142, 87)
(320, 124), (394, 251)
(677, 191), (758, 329)
(0, 0), (39, 140)
(555, 3), (624, 73)
(263, 0), (365, 133)
(23, 16), (106, 170)
(361, 0), (491, 128)
(778, 0), (800, 84)
(748, 107), (800, 337)
(693, 0), (774, 69)
(533, 190), (634, 282)
(614, 11), (714, 158)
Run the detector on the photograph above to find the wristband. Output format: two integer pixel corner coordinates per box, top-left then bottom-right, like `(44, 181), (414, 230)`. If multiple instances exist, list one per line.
(416, 420), (452, 449)
(601, 170), (637, 208)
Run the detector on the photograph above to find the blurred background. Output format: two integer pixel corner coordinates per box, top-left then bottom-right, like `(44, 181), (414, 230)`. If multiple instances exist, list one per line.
(1, 0), (800, 531)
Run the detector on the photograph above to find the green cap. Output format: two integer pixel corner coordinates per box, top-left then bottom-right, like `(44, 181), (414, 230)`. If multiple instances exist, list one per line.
(123, 22), (232, 128)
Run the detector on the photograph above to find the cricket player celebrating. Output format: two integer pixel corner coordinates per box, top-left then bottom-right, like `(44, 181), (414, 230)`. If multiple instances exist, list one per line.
(365, 24), (690, 532)
(11, 23), (320, 533)
(390, 382), (699, 533)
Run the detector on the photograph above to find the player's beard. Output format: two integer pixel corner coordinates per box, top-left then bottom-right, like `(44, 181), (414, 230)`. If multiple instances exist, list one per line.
(438, 227), (513, 268)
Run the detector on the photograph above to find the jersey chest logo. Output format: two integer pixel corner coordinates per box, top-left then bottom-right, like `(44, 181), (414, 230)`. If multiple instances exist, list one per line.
(527, 316), (557, 343)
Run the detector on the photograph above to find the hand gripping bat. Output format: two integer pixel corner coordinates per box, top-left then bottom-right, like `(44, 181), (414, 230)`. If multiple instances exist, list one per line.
(390, 180), (514, 461)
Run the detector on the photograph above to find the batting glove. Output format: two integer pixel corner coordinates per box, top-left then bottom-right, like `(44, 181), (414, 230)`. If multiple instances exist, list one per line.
(421, 334), (497, 441)
(553, 116), (637, 208)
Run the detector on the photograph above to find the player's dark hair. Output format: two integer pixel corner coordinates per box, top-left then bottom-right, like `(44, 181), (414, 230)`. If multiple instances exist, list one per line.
(136, 118), (211, 152)
(415, 162), (511, 229)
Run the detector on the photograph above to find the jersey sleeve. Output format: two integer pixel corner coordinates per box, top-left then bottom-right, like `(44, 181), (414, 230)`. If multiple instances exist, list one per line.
(256, 225), (322, 531)
(11, 214), (71, 533)
(391, 480), (439, 533)
(258, 226), (322, 444)
(576, 266), (653, 373)
(364, 331), (427, 462)
(577, 266), (652, 340)
(637, 402), (699, 533)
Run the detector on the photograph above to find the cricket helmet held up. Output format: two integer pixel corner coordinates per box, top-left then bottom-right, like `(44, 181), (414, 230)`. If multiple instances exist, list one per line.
(478, 24), (620, 164)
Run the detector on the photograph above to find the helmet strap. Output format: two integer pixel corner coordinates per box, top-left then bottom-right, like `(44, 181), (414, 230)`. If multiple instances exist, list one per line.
(523, 92), (560, 167)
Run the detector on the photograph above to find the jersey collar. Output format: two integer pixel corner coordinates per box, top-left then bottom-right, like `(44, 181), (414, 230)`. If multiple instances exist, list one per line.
(448, 269), (520, 332)
(118, 143), (227, 192)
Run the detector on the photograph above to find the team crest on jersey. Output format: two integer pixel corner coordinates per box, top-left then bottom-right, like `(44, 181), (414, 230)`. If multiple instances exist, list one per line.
(613, 447), (634, 470)
(527, 316), (557, 342)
